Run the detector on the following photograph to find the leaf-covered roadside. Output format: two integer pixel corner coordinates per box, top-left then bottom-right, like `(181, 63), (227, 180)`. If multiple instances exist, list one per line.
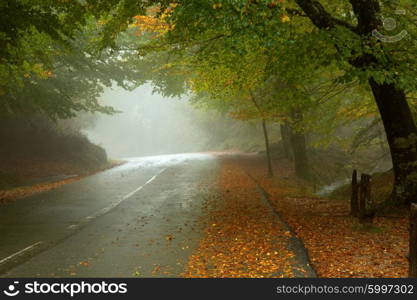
(239, 155), (409, 278)
(183, 157), (310, 278)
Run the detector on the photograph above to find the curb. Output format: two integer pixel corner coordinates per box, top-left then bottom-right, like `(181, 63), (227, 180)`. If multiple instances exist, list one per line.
(244, 171), (317, 278)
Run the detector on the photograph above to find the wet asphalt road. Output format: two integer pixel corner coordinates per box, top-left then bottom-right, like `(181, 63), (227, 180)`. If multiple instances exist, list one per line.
(0, 153), (218, 277)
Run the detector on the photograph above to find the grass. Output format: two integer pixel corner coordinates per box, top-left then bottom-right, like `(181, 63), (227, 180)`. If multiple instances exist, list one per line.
(351, 220), (385, 233)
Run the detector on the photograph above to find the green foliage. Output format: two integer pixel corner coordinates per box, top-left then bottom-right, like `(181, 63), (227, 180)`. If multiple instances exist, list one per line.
(128, 0), (417, 153)
(0, 0), (144, 118)
(0, 24), (131, 118)
(3, 0), (417, 163)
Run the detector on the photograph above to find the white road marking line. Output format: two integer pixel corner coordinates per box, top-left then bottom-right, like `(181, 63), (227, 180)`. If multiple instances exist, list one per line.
(122, 172), (160, 200)
(0, 242), (42, 265)
(67, 168), (167, 230)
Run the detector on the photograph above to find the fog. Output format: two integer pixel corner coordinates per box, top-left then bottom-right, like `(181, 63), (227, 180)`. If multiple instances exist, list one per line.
(83, 85), (209, 158)
(83, 84), (273, 159)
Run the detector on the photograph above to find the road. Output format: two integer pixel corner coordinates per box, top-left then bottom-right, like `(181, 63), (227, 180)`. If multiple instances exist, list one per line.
(0, 153), (218, 277)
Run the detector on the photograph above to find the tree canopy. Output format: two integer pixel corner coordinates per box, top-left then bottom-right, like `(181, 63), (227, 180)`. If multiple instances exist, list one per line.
(3, 0), (417, 204)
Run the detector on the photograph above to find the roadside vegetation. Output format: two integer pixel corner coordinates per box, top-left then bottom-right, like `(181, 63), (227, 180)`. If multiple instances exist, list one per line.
(0, 115), (123, 204)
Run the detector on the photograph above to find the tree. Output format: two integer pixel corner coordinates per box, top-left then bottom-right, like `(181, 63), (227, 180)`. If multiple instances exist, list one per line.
(292, 0), (417, 204)
(0, 1), (145, 118)
(87, 0), (417, 203)
(112, 1), (355, 180)
(189, 48), (277, 177)
(134, 0), (417, 204)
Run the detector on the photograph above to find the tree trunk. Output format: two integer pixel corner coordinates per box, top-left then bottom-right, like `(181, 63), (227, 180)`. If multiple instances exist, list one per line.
(262, 119), (274, 178)
(289, 110), (310, 180)
(294, 0), (417, 204)
(280, 123), (293, 160)
(369, 79), (417, 205)
(290, 128), (310, 180)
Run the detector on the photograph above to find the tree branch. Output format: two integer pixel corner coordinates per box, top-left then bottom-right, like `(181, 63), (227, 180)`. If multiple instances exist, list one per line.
(294, 0), (358, 33)
(348, 0), (381, 34)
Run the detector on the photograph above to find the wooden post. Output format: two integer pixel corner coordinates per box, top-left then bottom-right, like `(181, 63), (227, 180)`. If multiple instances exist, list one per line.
(410, 203), (417, 277)
(351, 170), (359, 217)
(262, 119), (274, 178)
(359, 174), (372, 223)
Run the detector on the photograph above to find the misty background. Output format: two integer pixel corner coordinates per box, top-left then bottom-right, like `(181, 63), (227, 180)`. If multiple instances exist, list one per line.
(83, 84), (273, 159)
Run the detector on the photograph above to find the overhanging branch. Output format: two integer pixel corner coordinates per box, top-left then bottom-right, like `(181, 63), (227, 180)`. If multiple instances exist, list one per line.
(294, 0), (358, 33)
